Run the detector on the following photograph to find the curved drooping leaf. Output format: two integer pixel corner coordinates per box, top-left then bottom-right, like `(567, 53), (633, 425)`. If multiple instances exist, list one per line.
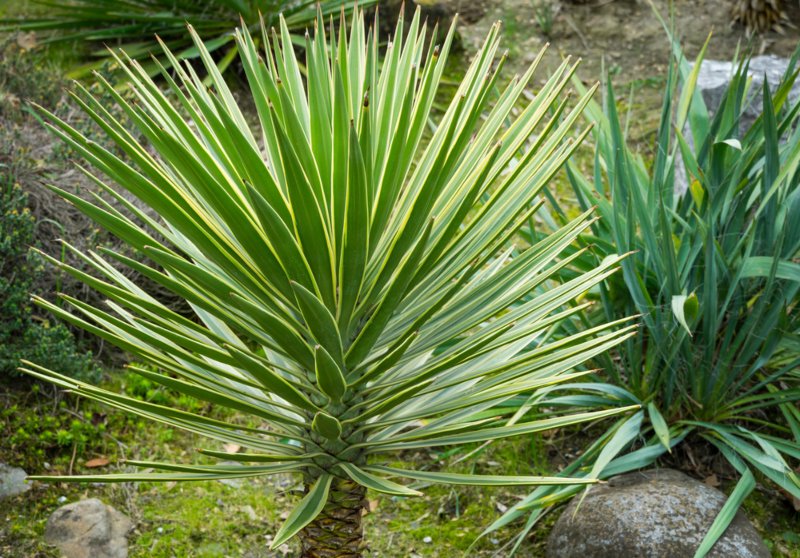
(271, 474), (333, 549)
(0, 0), (377, 80)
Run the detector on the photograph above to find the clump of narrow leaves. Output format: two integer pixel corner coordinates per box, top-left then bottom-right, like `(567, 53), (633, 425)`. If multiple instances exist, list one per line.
(22, 9), (638, 554)
(488, 26), (800, 558)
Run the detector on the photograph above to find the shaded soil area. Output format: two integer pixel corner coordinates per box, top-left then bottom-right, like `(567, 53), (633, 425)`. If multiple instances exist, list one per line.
(459, 0), (800, 80)
(441, 0), (800, 143)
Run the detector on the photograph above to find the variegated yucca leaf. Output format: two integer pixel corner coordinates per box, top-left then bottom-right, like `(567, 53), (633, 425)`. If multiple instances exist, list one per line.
(21, 9), (637, 549)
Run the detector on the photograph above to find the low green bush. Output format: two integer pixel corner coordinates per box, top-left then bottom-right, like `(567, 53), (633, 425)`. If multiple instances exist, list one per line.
(0, 168), (98, 383)
(487, 33), (800, 554)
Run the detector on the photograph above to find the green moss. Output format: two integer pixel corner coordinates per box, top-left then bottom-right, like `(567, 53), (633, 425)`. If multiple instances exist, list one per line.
(130, 480), (290, 557)
(741, 486), (800, 557)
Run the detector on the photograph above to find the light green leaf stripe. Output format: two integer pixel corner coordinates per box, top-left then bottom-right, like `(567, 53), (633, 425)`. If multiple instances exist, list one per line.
(365, 466), (600, 486)
(337, 463), (423, 496)
(271, 474), (333, 549)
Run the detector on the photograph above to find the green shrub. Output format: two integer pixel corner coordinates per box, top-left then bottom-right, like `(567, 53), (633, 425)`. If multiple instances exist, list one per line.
(487, 35), (800, 555)
(0, 169), (98, 382)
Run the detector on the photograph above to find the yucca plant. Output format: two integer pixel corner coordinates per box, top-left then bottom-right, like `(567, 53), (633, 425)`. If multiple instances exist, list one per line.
(0, 0), (373, 79)
(486, 33), (800, 556)
(20, 8), (641, 554)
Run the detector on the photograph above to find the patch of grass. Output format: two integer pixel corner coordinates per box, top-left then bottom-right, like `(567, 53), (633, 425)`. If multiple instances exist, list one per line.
(533, 1), (555, 38)
(0, 372), (553, 557)
(2, 376), (798, 556)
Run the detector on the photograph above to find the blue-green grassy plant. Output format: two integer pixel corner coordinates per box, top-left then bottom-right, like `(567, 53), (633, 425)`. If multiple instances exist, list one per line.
(483, 36), (800, 557)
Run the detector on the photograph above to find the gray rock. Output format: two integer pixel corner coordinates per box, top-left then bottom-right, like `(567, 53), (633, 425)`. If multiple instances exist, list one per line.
(675, 55), (800, 195)
(546, 469), (769, 558)
(216, 460), (244, 488)
(44, 498), (133, 558)
(0, 463), (31, 499)
(694, 56), (800, 131)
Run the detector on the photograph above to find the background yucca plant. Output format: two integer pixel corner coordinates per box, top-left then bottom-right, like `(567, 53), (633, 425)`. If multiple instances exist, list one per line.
(0, 0), (372, 79)
(486, 33), (800, 556)
(20, 8), (638, 555)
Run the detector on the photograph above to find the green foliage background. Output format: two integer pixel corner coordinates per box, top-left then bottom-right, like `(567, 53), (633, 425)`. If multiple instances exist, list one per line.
(0, 173), (98, 381)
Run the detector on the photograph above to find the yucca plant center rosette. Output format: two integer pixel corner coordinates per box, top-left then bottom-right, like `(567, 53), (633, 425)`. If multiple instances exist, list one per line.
(21, 9), (638, 555)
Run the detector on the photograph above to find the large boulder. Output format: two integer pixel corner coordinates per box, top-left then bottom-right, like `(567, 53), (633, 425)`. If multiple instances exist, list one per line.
(0, 463), (30, 499)
(546, 469), (769, 558)
(675, 55), (800, 194)
(44, 498), (133, 558)
(693, 55), (800, 131)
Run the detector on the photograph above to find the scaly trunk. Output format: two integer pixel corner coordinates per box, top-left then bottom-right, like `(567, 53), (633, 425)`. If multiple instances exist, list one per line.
(299, 476), (367, 557)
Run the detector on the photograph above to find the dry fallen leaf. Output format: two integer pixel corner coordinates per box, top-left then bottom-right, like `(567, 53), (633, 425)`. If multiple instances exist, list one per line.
(1, 94), (20, 110)
(16, 32), (37, 51)
(223, 443), (241, 454)
(703, 474), (720, 488)
(84, 457), (110, 468)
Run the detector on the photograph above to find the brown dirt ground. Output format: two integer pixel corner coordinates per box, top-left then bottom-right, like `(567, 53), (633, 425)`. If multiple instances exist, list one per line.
(447, 0), (800, 141)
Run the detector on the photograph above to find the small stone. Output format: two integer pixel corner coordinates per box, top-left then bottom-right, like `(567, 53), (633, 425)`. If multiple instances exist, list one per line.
(44, 498), (133, 558)
(694, 56), (800, 132)
(216, 461), (243, 488)
(241, 505), (258, 521)
(0, 463), (31, 499)
(546, 469), (770, 558)
(423, 536), (433, 544)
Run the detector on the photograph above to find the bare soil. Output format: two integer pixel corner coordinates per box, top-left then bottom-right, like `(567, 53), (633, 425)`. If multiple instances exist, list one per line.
(452, 0), (800, 141)
(461, 0), (800, 80)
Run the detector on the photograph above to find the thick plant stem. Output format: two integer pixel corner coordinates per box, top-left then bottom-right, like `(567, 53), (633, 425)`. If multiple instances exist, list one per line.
(299, 476), (367, 557)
